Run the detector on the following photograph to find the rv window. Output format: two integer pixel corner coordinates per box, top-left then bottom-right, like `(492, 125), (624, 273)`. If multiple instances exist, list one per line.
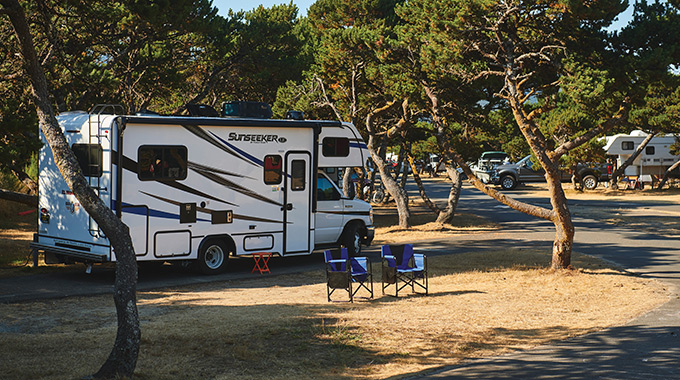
(72, 143), (103, 177)
(317, 176), (340, 201)
(138, 145), (187, 181)
(322, 137), (350, 157)
(646, 146), (655, 155)
(264, 155), (282, 184)
(291, 160), (306, 191)
(621, 141), (634, 150)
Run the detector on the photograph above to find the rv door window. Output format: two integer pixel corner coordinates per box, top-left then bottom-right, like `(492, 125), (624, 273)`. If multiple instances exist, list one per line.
(290, 160), (306, 191)
(138, 145), (187, 181)
(264, 155), (282, 184)
(646, 146), (655, 155)
(621, 141), (634, 150)
(72, 143), (103, 177)
(322, 137), (350, 157)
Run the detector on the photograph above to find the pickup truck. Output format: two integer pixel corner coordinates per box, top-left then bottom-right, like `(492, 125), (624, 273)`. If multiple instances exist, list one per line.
(476, 155), (611, 190)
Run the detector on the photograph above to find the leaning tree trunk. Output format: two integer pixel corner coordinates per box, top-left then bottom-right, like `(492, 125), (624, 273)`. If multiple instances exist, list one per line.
(657, 159), (680, 189)
(435, 165), (463, 224)
(2, 1), (141, 378)
(407, 153), (440, 214)
(422, 82), (462, 223)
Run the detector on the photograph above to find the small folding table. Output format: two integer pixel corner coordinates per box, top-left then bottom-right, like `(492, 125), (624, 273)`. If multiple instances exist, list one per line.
(250, 252), (272, 274)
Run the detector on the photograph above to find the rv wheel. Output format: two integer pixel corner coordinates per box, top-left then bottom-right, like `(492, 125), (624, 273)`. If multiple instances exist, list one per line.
(197, 239), (229, 275)
(341, 223), (364, 256)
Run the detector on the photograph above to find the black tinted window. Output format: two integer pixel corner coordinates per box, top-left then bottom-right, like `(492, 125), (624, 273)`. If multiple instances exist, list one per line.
(322, 137), (350, 157)
(138, 145), (187, 181)
(72, 143), (103, 177)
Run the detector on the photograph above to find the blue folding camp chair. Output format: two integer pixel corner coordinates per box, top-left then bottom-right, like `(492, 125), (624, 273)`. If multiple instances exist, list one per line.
(324, 248), (373, 302)
(381, 244), (428, 297)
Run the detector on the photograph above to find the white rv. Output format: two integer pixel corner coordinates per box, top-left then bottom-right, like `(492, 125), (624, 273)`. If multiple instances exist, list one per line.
(31, 105), (374, 274)
(603, 131), (679, 178)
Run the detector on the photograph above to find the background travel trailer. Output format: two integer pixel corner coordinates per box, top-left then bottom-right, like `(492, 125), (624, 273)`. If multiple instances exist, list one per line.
(604, 131), (680, 182)
(31, 106), (374, 274)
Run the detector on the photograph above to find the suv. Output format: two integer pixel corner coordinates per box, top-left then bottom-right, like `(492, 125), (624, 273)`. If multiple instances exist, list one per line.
(480, 155), (611, 190)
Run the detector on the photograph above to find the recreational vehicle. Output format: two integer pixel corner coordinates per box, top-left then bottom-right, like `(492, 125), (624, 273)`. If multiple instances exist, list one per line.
(31, 105), (374, 274)
(604, 131), (679, 180)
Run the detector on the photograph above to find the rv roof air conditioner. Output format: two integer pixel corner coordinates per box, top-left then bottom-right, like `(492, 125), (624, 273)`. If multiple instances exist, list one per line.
(221, 101), (273, 119)
(286, 110), (305, 120)
(186, 104), (220, 117)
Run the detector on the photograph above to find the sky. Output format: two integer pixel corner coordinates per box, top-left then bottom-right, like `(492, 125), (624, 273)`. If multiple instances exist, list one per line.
(211, 0), (315, 17)
(212, 1), (637, 29)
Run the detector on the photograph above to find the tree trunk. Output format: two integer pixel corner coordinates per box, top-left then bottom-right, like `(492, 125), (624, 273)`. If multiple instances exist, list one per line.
(341, 167), (354, 198)
(422, 81), (462, 223)
(0, 188), (38, 207)
(1, 1), (141, 378)
(609, 132), (655, 189)
(364, 101), (411, 228)
(546, 173), (574, 269)
(435, 165), (462, 224)
(657, 159), (680, 189)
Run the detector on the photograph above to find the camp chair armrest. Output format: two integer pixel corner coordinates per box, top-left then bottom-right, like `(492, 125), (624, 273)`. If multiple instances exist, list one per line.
(327, 259), (347, 264)
(413, 253), (427, 270)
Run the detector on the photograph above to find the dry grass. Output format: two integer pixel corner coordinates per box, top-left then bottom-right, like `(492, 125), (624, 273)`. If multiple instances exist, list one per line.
(372, 200), (499, 244)
(0, 200), (36, 269)
(0, 250), (667, 380)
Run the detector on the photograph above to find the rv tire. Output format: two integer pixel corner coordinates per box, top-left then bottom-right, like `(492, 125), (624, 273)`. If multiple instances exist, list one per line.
(341, 222), (364, 256)
(197, 239), (229, 275)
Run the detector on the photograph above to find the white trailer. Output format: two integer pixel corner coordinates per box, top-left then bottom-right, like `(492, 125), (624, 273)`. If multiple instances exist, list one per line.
(603, 130), (679, 179)
(31, 106), (374, 274)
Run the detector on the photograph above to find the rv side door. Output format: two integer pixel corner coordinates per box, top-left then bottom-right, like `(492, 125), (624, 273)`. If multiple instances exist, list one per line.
(284, 153), (312, 254)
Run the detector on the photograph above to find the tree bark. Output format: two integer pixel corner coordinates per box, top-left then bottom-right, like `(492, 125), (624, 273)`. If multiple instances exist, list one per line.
(1, 1), (141, 378)
(609, 132), (655, 189)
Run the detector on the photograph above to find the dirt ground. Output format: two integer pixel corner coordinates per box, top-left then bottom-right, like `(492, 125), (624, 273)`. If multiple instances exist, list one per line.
(0, 182), (674, 379)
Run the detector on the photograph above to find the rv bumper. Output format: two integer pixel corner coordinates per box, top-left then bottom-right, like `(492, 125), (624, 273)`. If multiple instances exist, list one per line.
(29, 242), (108, 263)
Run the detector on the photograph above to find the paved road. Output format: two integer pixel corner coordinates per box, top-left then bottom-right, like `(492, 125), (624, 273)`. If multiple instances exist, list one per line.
(406, 180), (680, 380)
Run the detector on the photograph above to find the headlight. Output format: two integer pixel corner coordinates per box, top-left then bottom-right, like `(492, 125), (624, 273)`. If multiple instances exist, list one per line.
(369, 208), (374, 224)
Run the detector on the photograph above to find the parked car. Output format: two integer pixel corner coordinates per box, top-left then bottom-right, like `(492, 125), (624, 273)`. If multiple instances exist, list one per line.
(471, 151), (509, 172)
(478, 155), (611, 190)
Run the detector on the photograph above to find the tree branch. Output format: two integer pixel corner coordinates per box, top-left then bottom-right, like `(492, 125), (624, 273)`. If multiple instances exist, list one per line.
(553, 101), (630, 158)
